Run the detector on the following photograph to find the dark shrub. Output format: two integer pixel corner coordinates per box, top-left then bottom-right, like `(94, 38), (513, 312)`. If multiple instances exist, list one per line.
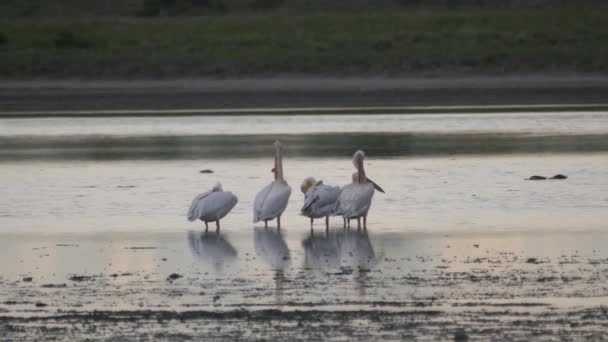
(0, 32), (7, 46)
(398, 0), (424, 6)
(136, 0), (163, 16)
(136, 0), (224, 16)
(210, 0), (226, 13)
(53, 31), (92, 49)
(249, 0), (284, 11)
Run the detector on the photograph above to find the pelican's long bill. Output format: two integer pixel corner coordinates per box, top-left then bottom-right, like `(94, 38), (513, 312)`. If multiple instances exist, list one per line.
(367, 177), (385, 193)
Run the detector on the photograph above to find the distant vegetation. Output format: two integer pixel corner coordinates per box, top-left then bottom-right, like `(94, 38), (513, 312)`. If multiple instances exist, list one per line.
(0, 0), (606, 78)
(1, 0), (605, 17)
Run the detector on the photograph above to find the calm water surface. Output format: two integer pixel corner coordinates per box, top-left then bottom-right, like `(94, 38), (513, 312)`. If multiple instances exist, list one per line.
(1, 111), (607, 233)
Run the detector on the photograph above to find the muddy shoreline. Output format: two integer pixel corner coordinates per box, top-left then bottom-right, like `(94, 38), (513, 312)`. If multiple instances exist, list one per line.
(2, 75), (608, 113)
(2, 230), (608, 340)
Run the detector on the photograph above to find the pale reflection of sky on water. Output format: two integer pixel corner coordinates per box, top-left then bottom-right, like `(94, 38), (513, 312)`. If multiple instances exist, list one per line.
(2, 230), (608, 313)
(2, 111), (608, 137)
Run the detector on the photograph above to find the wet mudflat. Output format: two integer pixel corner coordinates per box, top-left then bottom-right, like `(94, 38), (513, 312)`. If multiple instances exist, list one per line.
(1, 230), (608, 340)
(1, 111), (608, 340)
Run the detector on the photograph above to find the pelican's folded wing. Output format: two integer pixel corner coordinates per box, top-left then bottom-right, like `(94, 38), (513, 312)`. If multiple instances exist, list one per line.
(301, 187), (319, 213)
(316, 186), (342, 210)
(253, 183), (273, 223)
(187, 191), (211, 221)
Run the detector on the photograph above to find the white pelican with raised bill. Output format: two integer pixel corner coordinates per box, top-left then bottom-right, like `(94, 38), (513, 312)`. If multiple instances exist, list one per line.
(253, 140), (292, 229)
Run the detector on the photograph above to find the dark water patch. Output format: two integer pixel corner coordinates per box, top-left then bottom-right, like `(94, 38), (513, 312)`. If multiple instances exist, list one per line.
(2, 132), (608, 161)
(452, 302), (550, 307)
(40, 283), (67, 288)
(0, 308), (443, 322)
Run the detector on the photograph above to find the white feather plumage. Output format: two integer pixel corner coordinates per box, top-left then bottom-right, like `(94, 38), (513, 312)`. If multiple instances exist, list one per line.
(187, 183), (238, 228)
(253, 180), (292, 222)
(301, 179), (341, 219)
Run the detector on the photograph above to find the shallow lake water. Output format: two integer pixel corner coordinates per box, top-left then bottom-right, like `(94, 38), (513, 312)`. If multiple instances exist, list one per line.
(1, 111), (608, 340)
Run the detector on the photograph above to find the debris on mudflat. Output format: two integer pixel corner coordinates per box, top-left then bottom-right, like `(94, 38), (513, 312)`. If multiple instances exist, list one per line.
(22, 277), (33, 282)
(527, 175), (547, 180)
(526, 257), (539, 264)
(199, 169), (214, 174)
(167, 273), (182, 281)
(109, 272), (133, 278)
(35, 302), (47, 307)
(550, 174), (568, 180)
(69, 275), (95, 282)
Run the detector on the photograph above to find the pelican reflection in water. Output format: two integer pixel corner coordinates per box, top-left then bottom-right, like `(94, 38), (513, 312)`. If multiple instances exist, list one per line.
(301, 229), (341, 271)
(254, 227), (290, 301)
(188, 231), (237, 273)
(302, 228), (378, 273)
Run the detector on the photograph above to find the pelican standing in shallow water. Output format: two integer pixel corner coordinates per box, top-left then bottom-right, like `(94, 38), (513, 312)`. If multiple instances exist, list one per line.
(300, 177), (341, 230)
(187, 182), (238, 232)
(253, 141), (292, 229)
(335, 150), (385, 229)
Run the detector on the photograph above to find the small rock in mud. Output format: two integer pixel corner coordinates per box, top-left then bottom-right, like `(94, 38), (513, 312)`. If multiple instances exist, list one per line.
(550, 174), (568, 180)
(35, 302), (47, 307)
(473, 244), (479, 248)
(527, 175), (547, 180)
(537, 276), (558, 282)
(161, 258), (167, 261)
(454, 328), (469, 341)
(22, 277), (33, 282)
(526, 258), (539, 264)
(167, 273), (182, 281)
(116, 185), (136, 188)
(199, 169), (214, 174)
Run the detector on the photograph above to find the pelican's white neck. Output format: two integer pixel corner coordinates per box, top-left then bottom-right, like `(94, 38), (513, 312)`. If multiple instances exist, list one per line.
(274, 141), (284, 181)
(353, 150), (366, 183)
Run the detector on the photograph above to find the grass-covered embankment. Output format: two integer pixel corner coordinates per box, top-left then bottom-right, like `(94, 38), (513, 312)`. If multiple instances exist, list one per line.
(1, 7), (607, 78)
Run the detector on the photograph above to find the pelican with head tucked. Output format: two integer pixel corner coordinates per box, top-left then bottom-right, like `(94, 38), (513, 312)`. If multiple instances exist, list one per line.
(253, 141), (292, 229)
(187, 182), (238, 232)
(301, 177), (341, 230)
(335, 150), (384, 229)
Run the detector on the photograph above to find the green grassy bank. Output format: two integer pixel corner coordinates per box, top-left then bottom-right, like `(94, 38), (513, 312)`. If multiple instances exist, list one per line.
(1, 6), (607, 78)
